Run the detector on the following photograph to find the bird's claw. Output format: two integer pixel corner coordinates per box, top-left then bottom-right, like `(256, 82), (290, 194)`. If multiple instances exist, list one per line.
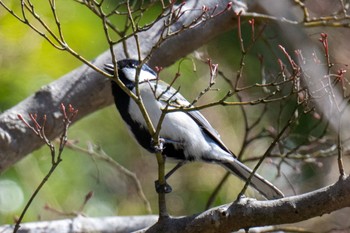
(152, 137), (182, 152)
(151, 138), (166, 153)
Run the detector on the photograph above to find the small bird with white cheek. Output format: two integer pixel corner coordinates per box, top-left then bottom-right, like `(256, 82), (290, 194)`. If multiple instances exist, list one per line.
(105, 59), (284, 199)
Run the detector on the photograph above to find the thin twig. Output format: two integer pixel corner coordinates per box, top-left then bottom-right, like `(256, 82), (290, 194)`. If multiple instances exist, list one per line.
(14, 104), (77, 233)
(64, 141), (152, 214)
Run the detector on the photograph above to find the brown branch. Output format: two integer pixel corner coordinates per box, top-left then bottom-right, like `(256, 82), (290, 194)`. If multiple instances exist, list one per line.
(14, 104), (77, 233)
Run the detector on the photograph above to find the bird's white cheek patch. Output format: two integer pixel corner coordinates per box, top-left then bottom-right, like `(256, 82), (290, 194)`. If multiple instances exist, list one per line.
(123, 68), (157, 82)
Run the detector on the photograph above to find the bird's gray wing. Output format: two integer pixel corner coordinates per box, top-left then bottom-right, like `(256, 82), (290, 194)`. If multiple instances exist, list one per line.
(186, 110), (233, 155)
(153, 81), (233, 155)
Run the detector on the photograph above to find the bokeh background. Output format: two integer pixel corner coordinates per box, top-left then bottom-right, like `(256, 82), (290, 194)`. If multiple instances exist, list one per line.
(0, 1), (347, 231)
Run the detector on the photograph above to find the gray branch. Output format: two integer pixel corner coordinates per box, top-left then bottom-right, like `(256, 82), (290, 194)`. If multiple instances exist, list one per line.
(3, 0), (349, 232)
(0, 0), (246, 172)
(1, 176), (350, 232)
(137, 177), (350, 233)
(0, 215), (158, 233)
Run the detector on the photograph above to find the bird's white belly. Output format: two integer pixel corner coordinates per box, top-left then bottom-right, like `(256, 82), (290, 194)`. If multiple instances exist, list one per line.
(128, 87), (211, 158)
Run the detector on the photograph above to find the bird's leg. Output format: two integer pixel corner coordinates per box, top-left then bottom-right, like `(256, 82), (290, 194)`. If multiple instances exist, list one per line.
(152, 137), (185, 193)
(165, 161), (187, 180)
(155, 161), (187, 193)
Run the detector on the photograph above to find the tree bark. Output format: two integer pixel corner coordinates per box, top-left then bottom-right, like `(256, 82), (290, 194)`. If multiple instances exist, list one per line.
(0, 0), (246, 172)
(2, 176), (350, 233)
(2, 0), (350, 232)
(0, 215), (158, 233)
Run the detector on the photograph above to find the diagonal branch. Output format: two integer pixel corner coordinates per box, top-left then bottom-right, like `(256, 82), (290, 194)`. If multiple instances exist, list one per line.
(142, 175), (350, 233)
(0, 0), (247, 173)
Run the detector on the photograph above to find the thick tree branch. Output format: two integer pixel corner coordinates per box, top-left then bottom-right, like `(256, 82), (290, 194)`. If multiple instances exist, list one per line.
(1, 176), (350, 233)
(0, 215), (158, 233)
(143, 176), (350, 233)
(3, 1), (350, 232)
(0, 0), (246, 172)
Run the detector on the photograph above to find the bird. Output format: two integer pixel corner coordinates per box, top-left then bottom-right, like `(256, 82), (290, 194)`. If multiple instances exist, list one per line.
(105, 59), (284, 199)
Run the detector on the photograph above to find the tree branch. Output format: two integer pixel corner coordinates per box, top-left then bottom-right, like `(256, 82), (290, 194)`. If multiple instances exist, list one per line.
(0, 215), (158, 233)
(2, 176), (350, 233)
(0, 0), (247, 172)
(143, 176), (350, 233)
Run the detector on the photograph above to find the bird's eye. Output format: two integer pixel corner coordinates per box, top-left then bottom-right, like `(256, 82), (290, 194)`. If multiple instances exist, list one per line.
(126, 63), (136, 69)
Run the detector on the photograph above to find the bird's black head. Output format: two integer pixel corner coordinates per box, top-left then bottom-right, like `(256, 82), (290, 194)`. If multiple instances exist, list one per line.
(104, 59), (157, 84)
(117, 59), (139, 69)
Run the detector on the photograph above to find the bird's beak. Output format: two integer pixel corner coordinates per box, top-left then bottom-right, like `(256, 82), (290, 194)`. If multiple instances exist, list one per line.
(104, 63), (118, 75)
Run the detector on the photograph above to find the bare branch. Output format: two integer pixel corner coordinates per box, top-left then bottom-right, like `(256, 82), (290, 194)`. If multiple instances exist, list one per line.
(2, 176), (350, 233)
(14, 104), (76, 233)
(65, 141), (152, 214)
(140, 176), (350, 233)
(0, 0), (246, 172)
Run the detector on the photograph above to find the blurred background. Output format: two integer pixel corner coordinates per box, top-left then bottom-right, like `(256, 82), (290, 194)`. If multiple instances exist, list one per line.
(1, 0), (349, 231)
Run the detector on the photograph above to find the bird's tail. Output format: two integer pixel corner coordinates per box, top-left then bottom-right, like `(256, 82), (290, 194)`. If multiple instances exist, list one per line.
(221, 159), (284, 199)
